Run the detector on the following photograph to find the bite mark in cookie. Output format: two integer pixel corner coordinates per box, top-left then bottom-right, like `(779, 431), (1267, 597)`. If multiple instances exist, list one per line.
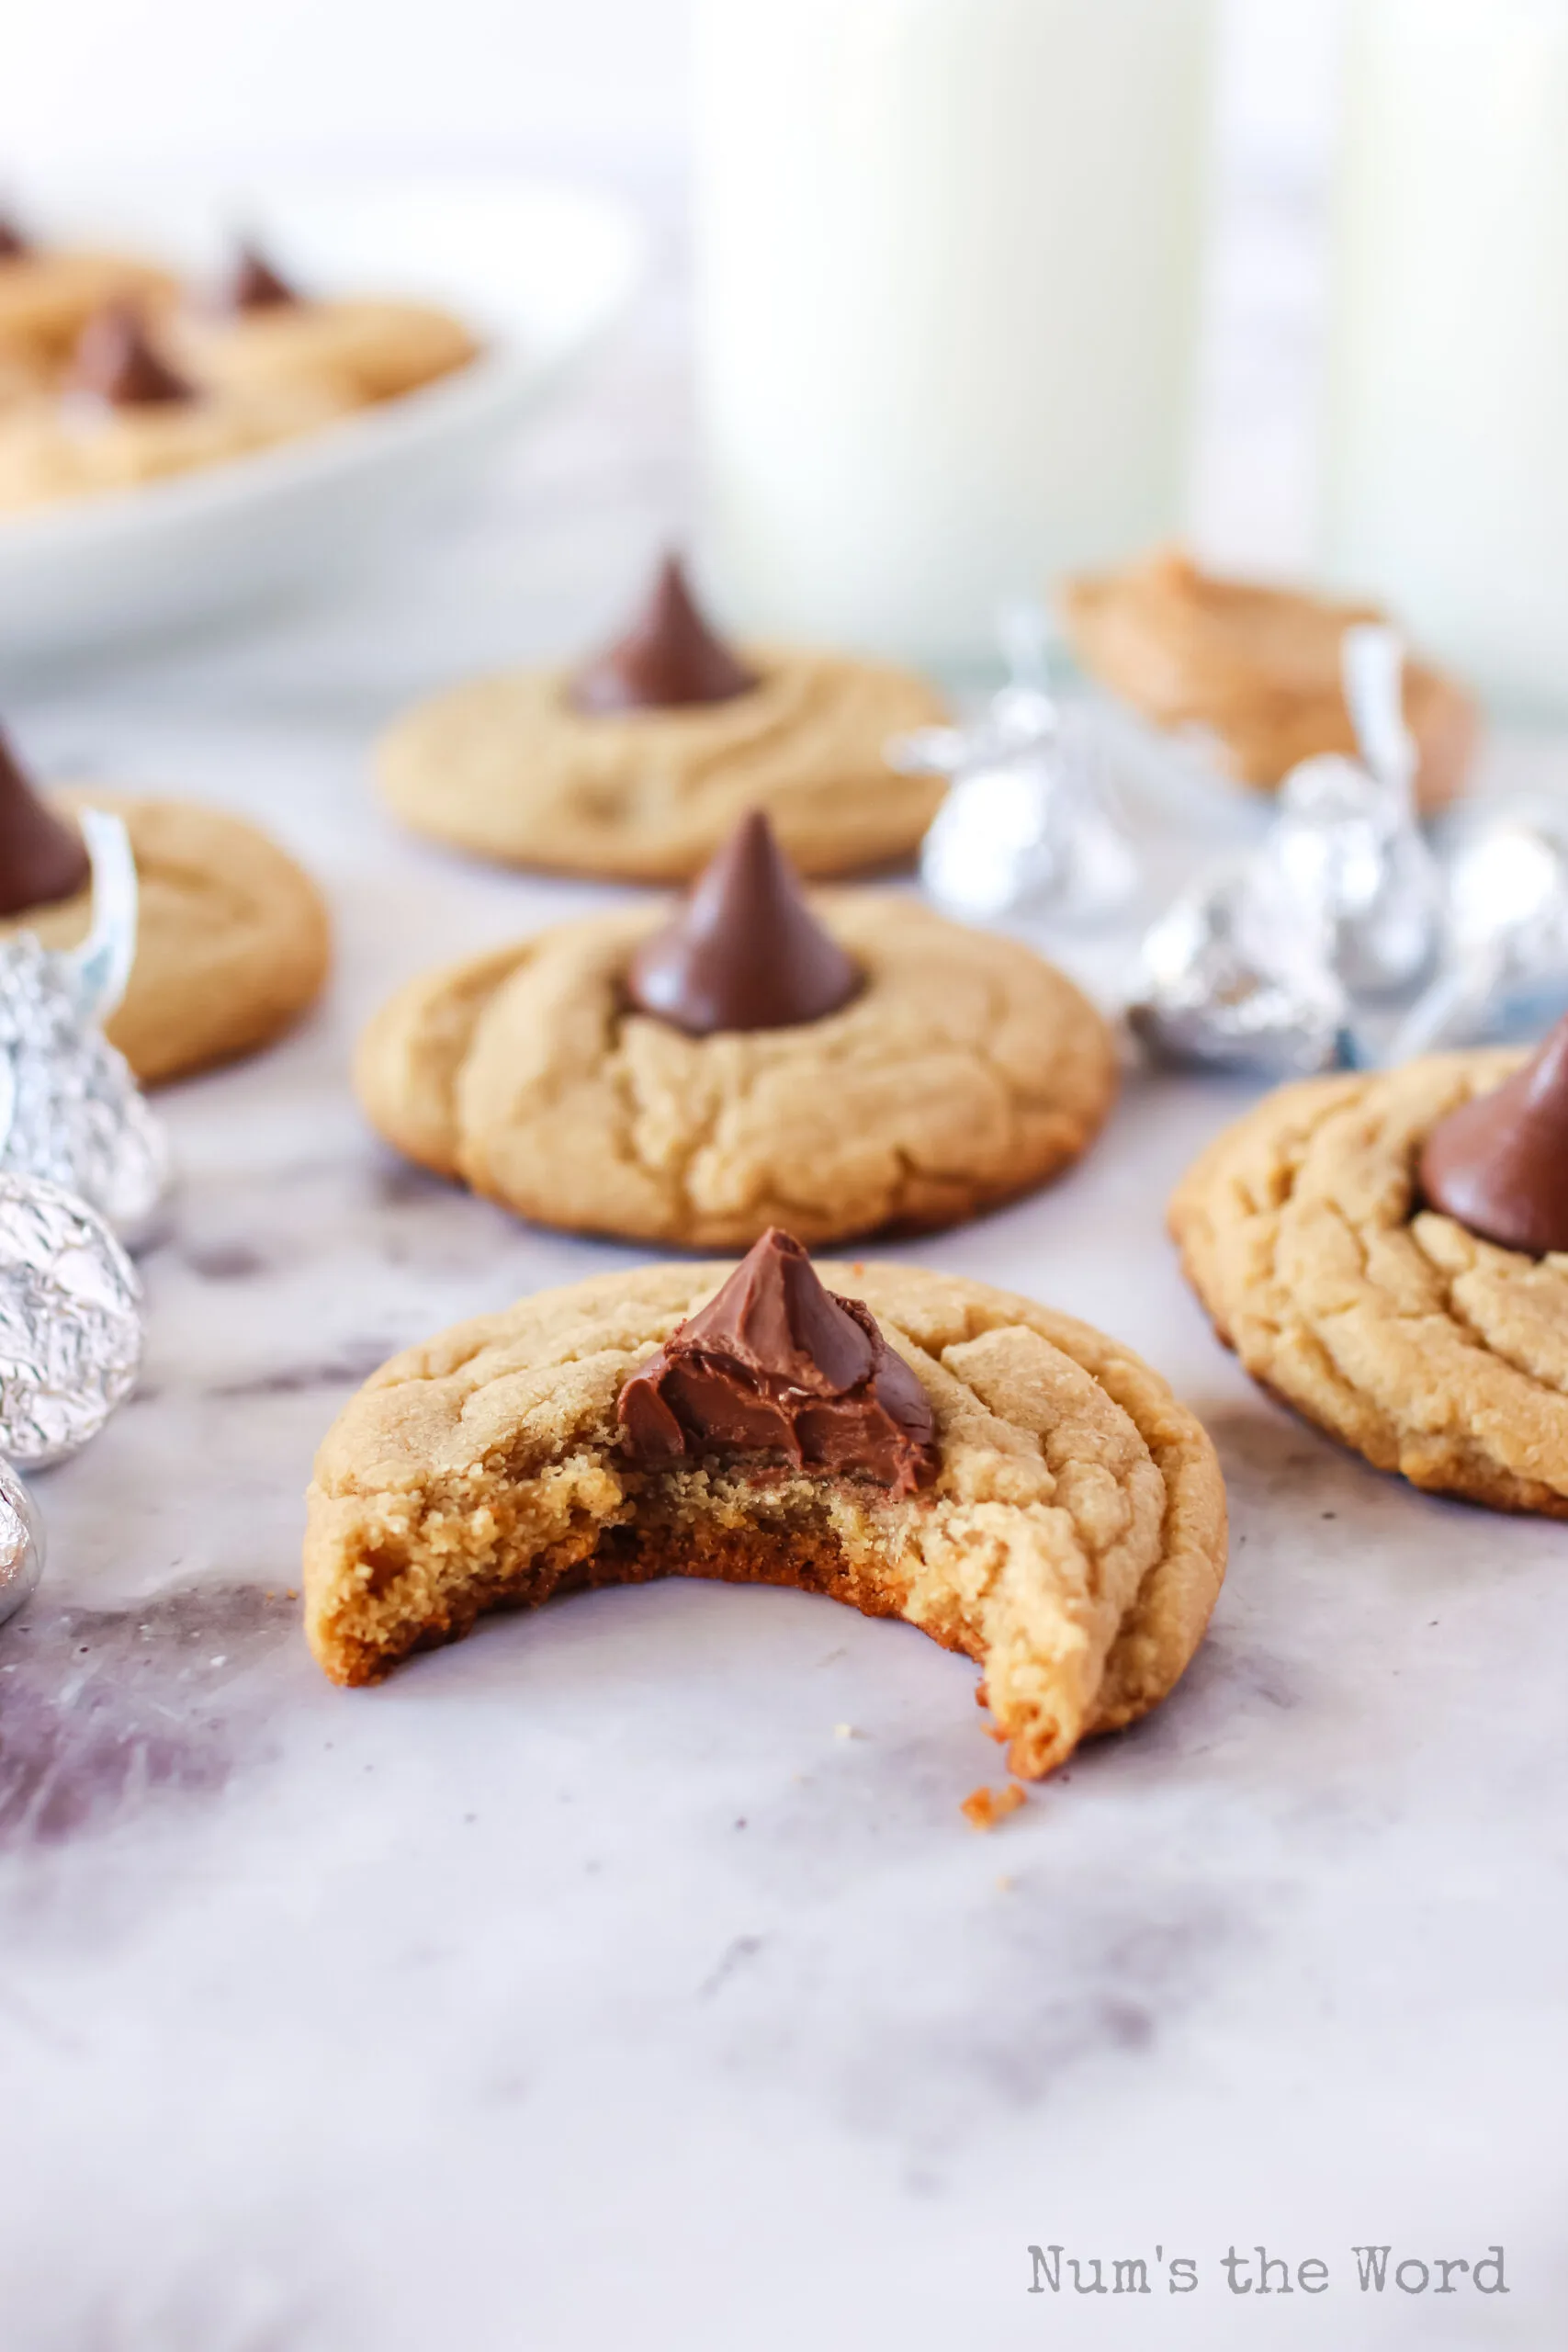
(303, 1249), (1227, 1780)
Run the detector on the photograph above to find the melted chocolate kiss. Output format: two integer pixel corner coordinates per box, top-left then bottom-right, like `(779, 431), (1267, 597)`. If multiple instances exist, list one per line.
(0, 217), (28, 262)
(0, 729), (91, 918)
(618, 1228), (940, 1495)
(226, 240), (299, 312)
(71, 305), (194, 407)
(1419, 1016), (1568, 1255)
(570, 554), (759, 714)
(626, 809), (862, 1036)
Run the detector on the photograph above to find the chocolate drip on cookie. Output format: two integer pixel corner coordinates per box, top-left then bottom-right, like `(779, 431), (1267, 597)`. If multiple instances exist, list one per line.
(625, 808), (862, 1035)
(70, 304), (195, 407)
(618, 1227), (940, 1494)
(226, 240), (300, 312)
(1419, 1015), (1568, 1255)
(0, 728), (90, 916)
(570, 554), (760, 714)
(0, 217), (28, 262)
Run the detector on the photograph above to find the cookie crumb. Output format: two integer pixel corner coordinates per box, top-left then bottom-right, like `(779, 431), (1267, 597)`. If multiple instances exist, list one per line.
(832, 1722), (859, 1740)
(962, 1783), (1026, 1832)
(996, 1874), (1014, 1893)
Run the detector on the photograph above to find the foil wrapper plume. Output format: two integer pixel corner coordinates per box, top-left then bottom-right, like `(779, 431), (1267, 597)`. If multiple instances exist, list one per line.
(0, 1456), (42, 1628)
(1133, 628), (1450, 1073)
(0, 809), (169, 1242)
(894, 604), (1136, 924)
(0, 1172), (142, 1470)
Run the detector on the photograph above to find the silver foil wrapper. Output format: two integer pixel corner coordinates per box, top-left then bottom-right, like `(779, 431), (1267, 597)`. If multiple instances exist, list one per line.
(0, 1458), (43, 1629)
(0, 1173), (143, 1468)
(0, 811), (170, 1245)
(1386, 816), (1568, 1061)
(1132, 628), (1445, 1072)
(896, 604), (1136, 924)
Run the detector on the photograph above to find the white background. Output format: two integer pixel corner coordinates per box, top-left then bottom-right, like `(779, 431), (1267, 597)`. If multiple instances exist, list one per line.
(2, 0), (1337, 188)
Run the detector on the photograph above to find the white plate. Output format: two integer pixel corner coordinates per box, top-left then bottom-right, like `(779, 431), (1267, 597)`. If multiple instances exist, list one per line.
(0, 178), (643, 662)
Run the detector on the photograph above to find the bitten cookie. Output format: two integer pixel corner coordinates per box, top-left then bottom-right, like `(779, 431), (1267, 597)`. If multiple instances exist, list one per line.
(304, 1231), (1227, 1780)
(1170, 1026), (1568, 1514)
(376, 554), (947, 881)
(356, 813), (1118, 1247)
(4, 786), (331, 1084)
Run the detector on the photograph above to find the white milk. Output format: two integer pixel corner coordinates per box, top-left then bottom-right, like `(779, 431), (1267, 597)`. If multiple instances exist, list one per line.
(692, 0), (1217, 666)
(1323, 0), (1568, 713)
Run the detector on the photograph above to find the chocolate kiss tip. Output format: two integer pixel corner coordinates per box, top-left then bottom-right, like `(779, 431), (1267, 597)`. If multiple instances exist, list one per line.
(1419, 1014), (1568, 1256)
(228, 240), (299, 311)
(71, 304), (195, 408)
(0, 727), (91, 919)
(625, 808), (863, 1036)
(570, 552), (760, 714)
(0, 217), (28, 261)
(616, 1225), (940, 1493)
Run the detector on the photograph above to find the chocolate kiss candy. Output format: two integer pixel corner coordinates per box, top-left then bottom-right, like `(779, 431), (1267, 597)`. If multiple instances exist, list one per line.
(0, 729), (90, 919)
(618, 1227), (940, 1494)
(570, 554), (759, 714)
(70, 304), (194, 407)
(226, 240), (299, 312)
(626, 808), (862, 1035)
(0, 217), (28, 261)
(1419, 1015), (1568, 1254)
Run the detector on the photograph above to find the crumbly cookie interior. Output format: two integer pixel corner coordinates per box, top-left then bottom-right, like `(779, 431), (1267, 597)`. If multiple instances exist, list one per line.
(304, 1262), (1228, 1779)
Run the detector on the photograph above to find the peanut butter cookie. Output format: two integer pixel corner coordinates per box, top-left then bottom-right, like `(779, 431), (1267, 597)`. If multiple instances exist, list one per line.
(303, 1233), (1227, 1779)
(1171, 1039), (1568, 1513)
(1062, 548), (1476, 813)
(5, 789), (331, 1084)
(355, 884), (1118, 1249)
(376, 556), (947, 881)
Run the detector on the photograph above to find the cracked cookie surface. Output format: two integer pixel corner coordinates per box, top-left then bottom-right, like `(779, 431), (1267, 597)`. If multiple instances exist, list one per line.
(355, 895), (1118, 1247)
(1170, 1049), (1568, 1513)
(2, 790), (331, 1084)
(304, 1259), (1226, 1777)
(376, 650), (948, 881)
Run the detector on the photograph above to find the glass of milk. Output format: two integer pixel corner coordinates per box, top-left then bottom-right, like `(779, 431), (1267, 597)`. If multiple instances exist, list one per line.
(692, 0), (1218, 668)
(1323, 0), (1568, 714)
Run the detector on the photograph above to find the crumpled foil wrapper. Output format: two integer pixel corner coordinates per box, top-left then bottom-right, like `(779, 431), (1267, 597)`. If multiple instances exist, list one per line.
(894, 604), (1136, 925)
(0, 1173), (143, 1468)
(0, 1458), (43, 1629)
(0, 810), (170, 1245)
(1131, 627), (1450, 1074)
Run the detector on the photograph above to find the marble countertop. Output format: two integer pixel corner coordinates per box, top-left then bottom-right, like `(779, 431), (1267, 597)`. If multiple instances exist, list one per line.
(3, 201), (1567, 2352)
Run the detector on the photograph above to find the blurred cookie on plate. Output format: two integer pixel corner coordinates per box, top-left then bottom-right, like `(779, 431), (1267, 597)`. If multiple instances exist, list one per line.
(0, 730), (330, 1083)
(0, 303), (353, 512)
(0, 209), (176, 372)
(377, 552), (949, 881)
(171, 241), (480, 408)
(1060, 547), (1477, 814)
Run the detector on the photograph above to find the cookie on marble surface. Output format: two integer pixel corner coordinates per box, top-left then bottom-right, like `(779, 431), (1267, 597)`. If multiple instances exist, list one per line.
(1061, 548), (1476, 813)
(376, 555), (948, 881)
(1170, 1024), (1568, 1514)
(355, 812), (1118, 1248)
(174, 243), (479, 407)
(304, 1229), (1227, 1780)
(3, 788), (331, 1085)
